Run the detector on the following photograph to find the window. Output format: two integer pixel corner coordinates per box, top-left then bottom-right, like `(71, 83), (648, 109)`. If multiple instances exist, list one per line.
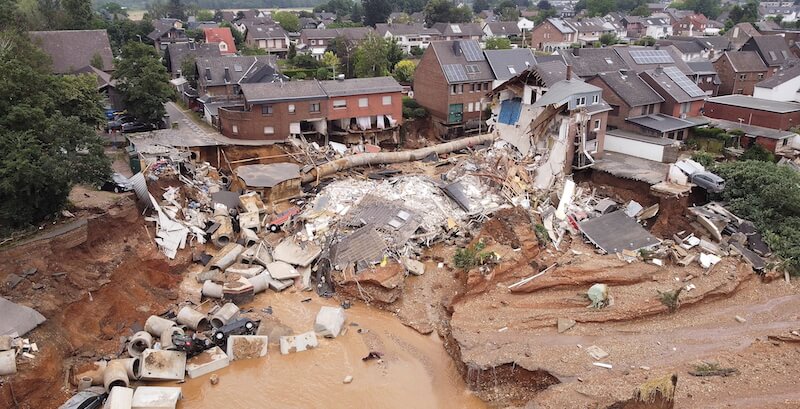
(262, 105), (273, 115)
(593, 119), (601, 130)
(311, 39), (317, 45)
(310, 102), (321, 112)
(458, 85), (464, 94)
(471, 83), (477, 92)
(592, 95), (599, 104)
(507, 66), (517, 75)
(467, 102), (473, 112)
(575, 96), (586, 107)
(232, 125), (238, 135)
(358, 97), (369, 107)
(333, 99), (346, 109)
(264, 126), (274, 135)
(758, 73), (765, 80)
(451, 84), (457, 95)
(288, 104), (296, 114)
(382, 95), (392, 105)
(483, 82), (489, 91)
(680, 102), (690, 114)
(739, 73), (747, 81)
(735, 88), (744, 94)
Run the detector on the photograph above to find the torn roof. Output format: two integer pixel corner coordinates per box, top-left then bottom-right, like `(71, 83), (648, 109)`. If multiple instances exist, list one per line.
(235, 163), (301, 187)
(484, 49), (537, 82)
(578, 210), (660, 254)
(330, 224), (387, 268)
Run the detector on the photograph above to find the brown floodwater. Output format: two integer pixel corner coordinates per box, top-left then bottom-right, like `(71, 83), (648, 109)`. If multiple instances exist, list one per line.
(177, 292), (487, 409)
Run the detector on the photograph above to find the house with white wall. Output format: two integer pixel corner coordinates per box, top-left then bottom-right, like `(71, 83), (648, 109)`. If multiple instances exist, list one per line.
(754, 63), (800, 102)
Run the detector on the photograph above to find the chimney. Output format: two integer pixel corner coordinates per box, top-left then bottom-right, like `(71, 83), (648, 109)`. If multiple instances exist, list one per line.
(654, 43), (660, 50)
(224, 67), (230, 83)
(566, 64), (572, 80)
(655, 64), (663, 75)
(205, 67), (212, 80)
(452, 41), (462, 56)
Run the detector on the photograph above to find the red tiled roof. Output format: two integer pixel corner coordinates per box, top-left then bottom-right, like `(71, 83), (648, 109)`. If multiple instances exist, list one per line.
(204, 27), (237, 55)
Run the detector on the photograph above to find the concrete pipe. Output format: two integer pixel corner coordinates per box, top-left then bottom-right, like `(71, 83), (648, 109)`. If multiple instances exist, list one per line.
(212, 215), (234, 248)
(210, 302), (239, 328)
(160, 326), (185, 351)
(144, 316), (177, 337)
(73, 360), (107, 386)
(202, 280), (224, 298)
(117, 357), (142, 380)
(208, 243), (244, 271)
(127, 331), (153, 357)
(177, 306), (209, 331)
(103, 360), (129, 393)
(241, 228), (259, 247)
(77, 376), (93, 391)
(213, 204), (229, 217)
(247, 273), (270, 294)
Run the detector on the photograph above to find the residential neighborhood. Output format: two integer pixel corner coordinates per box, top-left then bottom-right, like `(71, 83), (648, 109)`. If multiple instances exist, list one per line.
(3, 0), (800, 408)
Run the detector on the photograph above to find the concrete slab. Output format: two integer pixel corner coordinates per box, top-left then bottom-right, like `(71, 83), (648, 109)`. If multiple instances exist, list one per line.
(272, 239), (322, 267)
(592, 151), (669, 185)
(0, 350), (17, 375)
(131, 386), (182, 409)
(140, 349), (186, 381)
(185, 346), (229, 379)
(0, 296), (46, 336)
(266, 261), (300, 280)
(226, 335), (269, 360)
(0, 335), (12, 351)
(224, 263), (264, 278)
(279, 331), (319, 355)
(314, 307), (346, 338)
(103, 386), (134, 409)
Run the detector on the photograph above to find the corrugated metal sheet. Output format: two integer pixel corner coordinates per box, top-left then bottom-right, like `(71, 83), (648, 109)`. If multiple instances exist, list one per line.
(130, 172), (150, 206)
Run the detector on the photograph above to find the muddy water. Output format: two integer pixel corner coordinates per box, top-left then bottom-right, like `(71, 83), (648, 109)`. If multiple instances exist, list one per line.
(178, 292), (487, 409)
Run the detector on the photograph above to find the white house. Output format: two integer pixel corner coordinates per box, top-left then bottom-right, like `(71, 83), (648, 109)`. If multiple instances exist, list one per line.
(518, 17), (534, 32)
(375, 23), (441, 53)
(753, 63), (800, 102)
(643, 17), (673, 39)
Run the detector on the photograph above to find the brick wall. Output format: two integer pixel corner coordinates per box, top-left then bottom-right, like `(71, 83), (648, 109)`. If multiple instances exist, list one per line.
(704, 101), (800, 130)
(219, 99), (328, 140)
(413, 48), (450, 122)
(529, 20), (571, 50)
(713, 55), (767, 96)
(325, 92), (403, 122)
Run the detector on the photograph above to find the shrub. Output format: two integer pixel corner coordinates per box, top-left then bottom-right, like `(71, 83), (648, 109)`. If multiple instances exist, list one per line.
(740, 144), (775, 162)
(691, 150), (715, 168)
(453, 239), (493, 270)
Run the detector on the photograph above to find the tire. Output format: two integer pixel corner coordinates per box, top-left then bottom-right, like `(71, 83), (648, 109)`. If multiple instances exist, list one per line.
(113, 186), (121, 193)
(245, 321), (254, 331)
(269, 224), (280, 233)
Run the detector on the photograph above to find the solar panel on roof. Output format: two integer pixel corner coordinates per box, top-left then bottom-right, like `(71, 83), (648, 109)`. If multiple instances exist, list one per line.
(459, 40), (485, 62)
(443, 64), (468, 82)
(630, 50), (673, 64)
(664, 66), (706, 98)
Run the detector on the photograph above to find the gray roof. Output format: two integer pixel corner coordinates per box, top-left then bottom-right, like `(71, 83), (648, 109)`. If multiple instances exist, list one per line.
(725, 22), (759, 50)
(642, 17), (670, 26)
(147, 18), (184, 41)
(301, 27), (374, 41)
(721, 51), (767, 72)
(743, 35), (796, 67)
(756, 63), (800, 89)
(236, 163), (300, 187)
(484, 49), (537, 81)
(484, 21), (521, 36)
(566, 17), (611, 33)
(641, 68), (706, 103)
(246, 24), (288, 40)
(627, 113), (697, 132)
(579, 210), (660, 254)
(375, 23), (440, 37)
(166, 42), (221, 74)
(28, 30), (115, 74)
(547, 18), (575, 34)
(533, 79), (602, 108)
(530, 60), (569, 87)
(614, 45), (694, 75)
(559, 48), (629, 77)
(197, 55), (279, 87)
(657, 39), (703, 55)
(319, 77), (403, 96)
(708, 118), (798, 140)
(432, 23), (484, 37)
(241, 80), (326, 103)
(706, 95), (800, 113)
(430, 40), (494, 84)
(687, 61), (716, 75)
(692, 36), (732, 51)
(594, 71), (664, 107)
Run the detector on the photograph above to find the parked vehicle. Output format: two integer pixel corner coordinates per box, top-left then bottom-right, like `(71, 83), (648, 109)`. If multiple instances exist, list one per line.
(690, 171), (725, 193)
(99, 173), (133, 193)
(121, 121), (156, 133)
(267, 206), (301, 232)
(211, 318), (257, 347)
(105, 115), (135, 131)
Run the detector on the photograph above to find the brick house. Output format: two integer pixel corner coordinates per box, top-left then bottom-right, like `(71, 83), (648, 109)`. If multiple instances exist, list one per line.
(529, 18), (576, 52)
(299, 27), (374, 59)
(147, 19), (188, 51)
(704, 94), (800, 130)
(640, 66), (706, 120)
(672, 13), (707, 36)
(587, 71), (664, 133)
(741, 35), (796, 76)
(204, 27), (237, 55)
(245, 24), (289, 56)
(218, 77), (403, 143)
(713, 51), (768, 95)
(432, 23), (484, 40)
(687, 61), (720, 96)
(413, 40), (495, 138)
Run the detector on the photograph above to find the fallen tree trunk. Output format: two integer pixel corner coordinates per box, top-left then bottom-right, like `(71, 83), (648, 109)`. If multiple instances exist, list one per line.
(301, 133), (496, 183)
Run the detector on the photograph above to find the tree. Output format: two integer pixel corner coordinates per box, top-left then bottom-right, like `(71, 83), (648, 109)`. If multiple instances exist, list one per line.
(354, 33), (391, 77)
(495, 0), (521, 20)
(351, 1), (364, 22)
(635, 35), (656, 46)
(574, 0), (587, 12)
(599, 32), (618, 45)
(287, 42), (297, 60)
(113, 42), (174, 125)
(674, 0), (720, 19)
(537, 0), (553, 9)
(363, 0), (392, 26)
(180, 56), (198, 88)
(485, 37), (512, 49)
(100, 2), (128, 20)
(292, 53), (322, 69)
(321, 50), (340, 71)
(740, 144), (775, 162)
(316, 67), (331, 79)
(534, 8), (557, 24)
(473, 0), (491, 13)
(62, 0), (93, 29)
(714, 160), (800, 275)
(393, 12), (412, 24)
(424, 0), (474, 25)
(0, 31), (109, 229)
(630, 4), (650, 16)
(102, 19), (154, 56)
(167, 0), (186, 20)
(729, 1), (759, 24)
(195, 9), (214, 21)
(587, 0), (615, 16)
(274, 11), (300, 32)
(393, 59), (416, 83)
(396, 0), (427, 13)
(328, 35), (357, 77)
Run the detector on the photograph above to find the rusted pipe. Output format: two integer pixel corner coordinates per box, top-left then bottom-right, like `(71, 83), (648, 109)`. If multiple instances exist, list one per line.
(301, 133), (495, 183)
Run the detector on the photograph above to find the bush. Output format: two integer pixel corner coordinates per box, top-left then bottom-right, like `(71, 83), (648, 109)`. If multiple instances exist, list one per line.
(410, 46), (424, 56)
(402, 97), (428, 119)
(740, 144), (775, 162)
(691, 150), (715, 168)
(315, 67), (331, 80)
(453, 239), (493, 270)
